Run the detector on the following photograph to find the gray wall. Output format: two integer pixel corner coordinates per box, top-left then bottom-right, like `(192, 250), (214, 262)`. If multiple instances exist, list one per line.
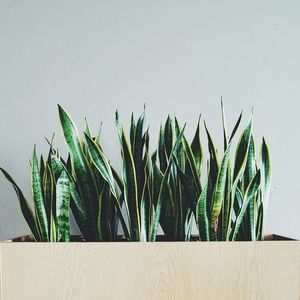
(0, 1), (299, 240)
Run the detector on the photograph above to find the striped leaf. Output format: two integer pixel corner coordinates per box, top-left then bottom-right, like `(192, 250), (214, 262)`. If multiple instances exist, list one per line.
(133, 112), (145, 205)
(183, 136), (201, 195)
(191, 117), (204, 175)
(84, 133), (116, 197)
(164, 115), (173, 158)
(150, 124), (186, 241)
(221, 99), (228, 151)
(233, 114), (253, 183)
(196, 179), (210, 241)
(84, 133), (130, 240)
(260, 138), (272, 235)
(116, 112), (140, 241)
(261, 138), (272, 207)
(244, 135), (256, 240)
(43, 164), (54, 238)
(50, 155), (87, 231)
(56, 171), (71, 242)
(32, 146), (49, 242)
(210, 144), (231, 238)
(231, 170), (261, 241)
(204, 122), (219, 186)
(58, 105), (98, 241)
(225, 114), (253, 240)
(158, 125), (167, 172)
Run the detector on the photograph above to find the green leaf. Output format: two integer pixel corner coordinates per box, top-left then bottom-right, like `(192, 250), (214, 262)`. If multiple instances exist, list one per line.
(256, 201), (264, 240)
(140, 177), (150, 242)
(95, 122), (103, 145)
(204, 122), (219, 186)
(158, 125), (167, 172)
(152, 164), (163, 207)
(260, 137), (272, 236)
(174, 117), (186, 170)
(40, 155), (45, 183)
(175, 160), (198, 216)
(58, 105), (98, 241)
(84, 133), (116, 197)
(32, 146), (49, 242)
(261, 138), (272, 207)
(164, 115), (173, 158)
(196, 179), (210, 241)
(244, 135), (256, 240)
(221, 160), (231, 241)
(50, 155), (87, 227)
(50, 214), (57, 242)
(225, 114), (253, 240)
(210, 144), (231, 238)
(140, 146), (152, 241)
(150, 124), (186, 241)
(221, 99), (228, 151)
(130, 113), (136, 149)
(97, 184), (112, 241)
(244, 135), (256, 188)
(185, 210), (193, 241)
(133, 112), (146, 204)
(0, 168), (40, 241)
(84, 117), (92, 137)
(56, 171), (71, 242)
(228, 111), (243, 143)
(116, 112), (140, 241)
(84, 133), (130, 240)
(231, 170), (261, 241)
(191, 117), (204, 175)
(160, 184), (175, 239)
(43, 164), (54, 237)
(233, 114), (253, 183)
(183, 136), (202, 195)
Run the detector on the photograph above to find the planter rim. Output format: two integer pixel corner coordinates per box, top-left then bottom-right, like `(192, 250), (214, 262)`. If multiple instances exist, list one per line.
(1, 233), (297, 243)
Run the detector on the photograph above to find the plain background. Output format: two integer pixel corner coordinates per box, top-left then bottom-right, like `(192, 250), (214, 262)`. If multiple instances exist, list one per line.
(0, 1), (299, 240)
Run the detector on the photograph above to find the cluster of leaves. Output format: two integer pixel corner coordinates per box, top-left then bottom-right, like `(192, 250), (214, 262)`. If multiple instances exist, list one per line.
(1, 103), (271, 242)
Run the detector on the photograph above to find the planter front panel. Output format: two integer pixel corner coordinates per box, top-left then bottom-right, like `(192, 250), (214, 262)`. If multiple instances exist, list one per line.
(0, 242), (299, 300)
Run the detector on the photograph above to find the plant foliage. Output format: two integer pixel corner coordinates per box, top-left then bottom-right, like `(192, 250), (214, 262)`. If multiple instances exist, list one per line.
(1, 102), (272, 242)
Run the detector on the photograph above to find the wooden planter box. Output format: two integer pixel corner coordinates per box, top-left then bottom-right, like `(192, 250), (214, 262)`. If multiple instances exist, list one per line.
(0, 235), (299, 300)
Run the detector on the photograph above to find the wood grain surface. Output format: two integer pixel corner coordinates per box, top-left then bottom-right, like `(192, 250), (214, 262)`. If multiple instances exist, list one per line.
(0, 241), (299, 300)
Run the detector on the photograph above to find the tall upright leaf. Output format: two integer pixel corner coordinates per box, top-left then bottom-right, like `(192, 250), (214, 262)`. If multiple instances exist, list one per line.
(231, 170), (261, 241)
(56, 171), (71, 242)
(225, 114), (253, 240)
(150, 125), (186, 241)
(210, 144), (231, 238)
(204, 122), (219, 186)
(51, 154), (88, 236)
(260, 138), (272, 236)
(133, 112), (145, 205)
(196, 179), (210, 241)
(116, 112), (140, 241)
(233, 114), (253, 183)
(84, 133), (130, 240)
(32, 146), (49, 242)
(221, 99), (228, 151)
(58, 105), (98, 241)
(244, 135), (256, 240)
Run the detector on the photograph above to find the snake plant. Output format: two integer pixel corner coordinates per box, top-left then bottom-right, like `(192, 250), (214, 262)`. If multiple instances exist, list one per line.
(176, 102), (272, 241)
(1, 102), (271, 242)
(0, 146), (71, 242)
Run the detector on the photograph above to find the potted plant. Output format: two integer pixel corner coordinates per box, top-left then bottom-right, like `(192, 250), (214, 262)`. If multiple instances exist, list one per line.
(0, 103), (298, 300)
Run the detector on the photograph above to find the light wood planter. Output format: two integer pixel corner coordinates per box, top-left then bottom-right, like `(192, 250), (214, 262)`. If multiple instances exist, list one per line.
(0, 235), (299, 300)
